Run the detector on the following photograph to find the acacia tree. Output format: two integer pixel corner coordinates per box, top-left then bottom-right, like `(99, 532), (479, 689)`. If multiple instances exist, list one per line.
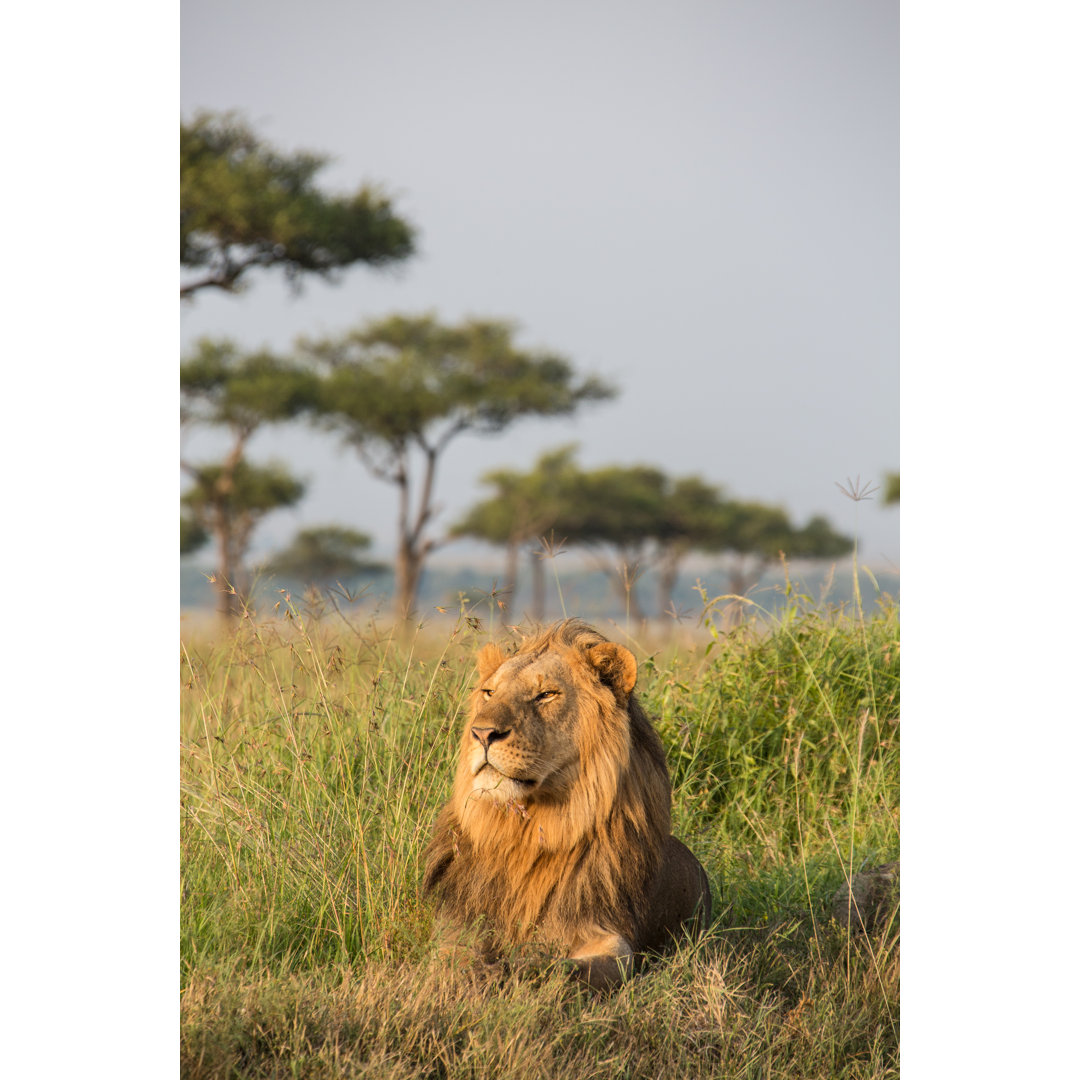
(453, 450), (853, 623)
(722, 504), (851, 602)
(182, 460), (305, 616)
(180, 339), (318, 615)
(560, 469), (760, 621)
(267, 526), (388, 587)
(883, 472), (900, 505)
(297, 315), (615, 620)
(450, 445), (582, 622)
(562, 469), (850, 621)
(462, 460), (724, 622)
(652, 476), (736, 618)
(181, 112), (415, 299)
(646, 479), (852, 618)
(562, 465), (669, 623)
(716, 501), (794, 600)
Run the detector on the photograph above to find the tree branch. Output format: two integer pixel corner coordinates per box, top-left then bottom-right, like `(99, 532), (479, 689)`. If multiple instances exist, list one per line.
(179, 251), (269, 298)
(351, 438), (403, 485)
(428, 413), (474, 457)
(180, 274), (237, 299)
(408, 443), (440, 549)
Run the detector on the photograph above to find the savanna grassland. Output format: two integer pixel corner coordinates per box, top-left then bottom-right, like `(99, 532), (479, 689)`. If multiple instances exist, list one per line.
(180, 585), (899, 1079)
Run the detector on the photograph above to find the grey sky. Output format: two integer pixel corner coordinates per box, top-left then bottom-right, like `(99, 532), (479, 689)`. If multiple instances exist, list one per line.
(181, 0), (899, 566)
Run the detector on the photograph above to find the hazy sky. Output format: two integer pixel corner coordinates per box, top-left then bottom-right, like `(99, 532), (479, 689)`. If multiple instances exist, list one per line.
(181, 0), (899, 566)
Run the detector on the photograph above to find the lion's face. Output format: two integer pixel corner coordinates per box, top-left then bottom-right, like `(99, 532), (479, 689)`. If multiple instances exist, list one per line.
(457, 635), (637, 808)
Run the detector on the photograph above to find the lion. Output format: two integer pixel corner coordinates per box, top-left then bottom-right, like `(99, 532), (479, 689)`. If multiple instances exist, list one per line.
(422, 619), (711, 990)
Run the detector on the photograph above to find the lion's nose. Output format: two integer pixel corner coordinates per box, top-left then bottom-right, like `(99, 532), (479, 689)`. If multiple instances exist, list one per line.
(471, 726), (509, 750)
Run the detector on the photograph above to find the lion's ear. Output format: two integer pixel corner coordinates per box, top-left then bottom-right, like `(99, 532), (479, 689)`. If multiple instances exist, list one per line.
(587, 642), (637, 700)
(476, 642), (506, 682)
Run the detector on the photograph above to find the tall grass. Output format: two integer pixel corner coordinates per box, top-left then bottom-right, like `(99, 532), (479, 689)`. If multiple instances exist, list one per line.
(181, 583), (899, 1078)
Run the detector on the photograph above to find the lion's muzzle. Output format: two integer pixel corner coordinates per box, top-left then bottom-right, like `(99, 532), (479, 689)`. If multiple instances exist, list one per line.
(471, 701), (516, 758)
(468, 700), (537, 789)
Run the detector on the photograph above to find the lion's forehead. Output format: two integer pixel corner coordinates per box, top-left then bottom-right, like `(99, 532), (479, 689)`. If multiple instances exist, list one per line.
(494, 648), (577, 691)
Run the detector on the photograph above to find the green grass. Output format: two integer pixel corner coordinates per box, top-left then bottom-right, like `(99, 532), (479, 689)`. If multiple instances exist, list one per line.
(180, 587), (899, 1078)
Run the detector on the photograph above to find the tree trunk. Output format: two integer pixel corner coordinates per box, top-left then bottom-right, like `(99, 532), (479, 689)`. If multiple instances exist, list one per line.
(396, 539), (423, 623)
(211, 499), (244, 620)
(655, 545), (683, 621)
(215, 519), (237, 619)
(613, 551), (648, 624)
(392, 443), (438, 624)
(500, 539), (520, 624)
(603, 568), (647, 624)
(624, 579), (646, 624)
(728, 561), (748, 600)
(184, 440), (248, 620)
(530, 549), (545, 623)
(726, 557), (766, 628)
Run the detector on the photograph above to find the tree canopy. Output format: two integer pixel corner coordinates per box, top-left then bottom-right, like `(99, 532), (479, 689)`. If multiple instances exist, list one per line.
(452, 445), (582, 540)
(298, 314), (616, 619)
(787, 515), (854, 560)
(181, 338), (319, 439)
(181, 112), (416, 298)
(182, 460), (306, 522)
(267, 526), (388, 586)
(300, 315), (614, 458)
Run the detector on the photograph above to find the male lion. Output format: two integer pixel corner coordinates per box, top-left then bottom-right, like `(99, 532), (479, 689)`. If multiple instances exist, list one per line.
(423, 619), (711, 990)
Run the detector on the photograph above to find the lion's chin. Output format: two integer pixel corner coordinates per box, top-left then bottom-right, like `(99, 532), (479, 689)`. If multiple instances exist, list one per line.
(471, 764), (537, 802)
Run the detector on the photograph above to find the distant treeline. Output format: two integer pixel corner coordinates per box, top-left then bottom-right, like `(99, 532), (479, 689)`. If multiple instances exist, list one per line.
(180, 558), (898, 626)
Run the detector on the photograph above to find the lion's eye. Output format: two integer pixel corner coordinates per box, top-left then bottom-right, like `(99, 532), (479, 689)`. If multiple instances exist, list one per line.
(533, 690), (557, 703)
(480, 687), (494, 698)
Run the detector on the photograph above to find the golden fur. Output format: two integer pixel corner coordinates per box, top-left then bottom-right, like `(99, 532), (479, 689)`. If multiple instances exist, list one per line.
(423, 619), (711, 989)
